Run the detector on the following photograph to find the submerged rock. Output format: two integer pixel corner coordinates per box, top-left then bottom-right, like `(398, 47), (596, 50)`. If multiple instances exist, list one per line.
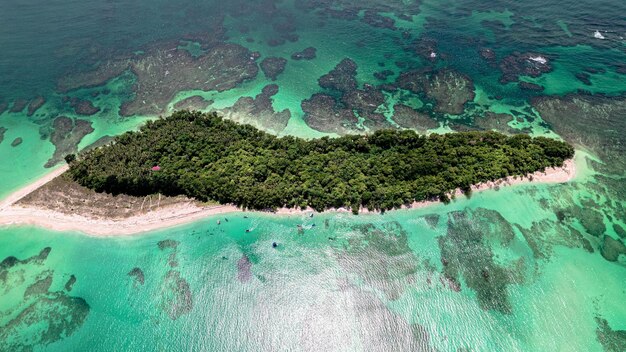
(27, 96), (46, 116)
(519, 81), (545, 91)
(9, 99), (28, 113)
(173, 96), (213, 111)
(392, 104), (438, 131)
(396, 69), (475, 115)
(362, 10), (396, 30)
(68, 97), (100, 116)
(499, 52), (552, 84)
(219, 84), (291, 134)
(260, 57), (288, 81)
(160, 270), (193, 320)
(301, 93), (359, 134)
(474, 112), (530, 135)
(64, 275), (77, 292)
(59, 40), (258, 117)
(575, 72), (592, 86)
(128, 267), (145, 286)
(10, 137), (23, 147)
(44, 116), (94, 168)
(319, 58), (358, 92)
(0, 247), (89, 351)
(291, 47), (316, 60)
(595, 317), (626, 352)
(600, 235), (626, 262)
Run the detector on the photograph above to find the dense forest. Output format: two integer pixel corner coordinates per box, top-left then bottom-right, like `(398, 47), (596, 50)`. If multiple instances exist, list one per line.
(67, 111), (574, 213)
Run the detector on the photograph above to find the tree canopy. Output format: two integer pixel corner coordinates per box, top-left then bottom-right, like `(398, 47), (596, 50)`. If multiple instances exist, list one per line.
(68, 110), (574, 213)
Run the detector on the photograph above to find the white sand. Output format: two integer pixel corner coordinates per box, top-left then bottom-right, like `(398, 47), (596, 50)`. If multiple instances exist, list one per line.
(0, 159), (576, 237)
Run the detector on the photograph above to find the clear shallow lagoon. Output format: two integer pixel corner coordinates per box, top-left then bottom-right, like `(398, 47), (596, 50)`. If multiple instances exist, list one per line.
(0, 0), (625, 350)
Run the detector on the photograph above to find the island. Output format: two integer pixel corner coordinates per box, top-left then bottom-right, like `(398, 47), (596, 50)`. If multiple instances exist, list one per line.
(66, 110), (574, 214)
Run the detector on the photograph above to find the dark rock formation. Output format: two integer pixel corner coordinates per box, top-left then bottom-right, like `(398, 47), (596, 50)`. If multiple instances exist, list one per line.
(362, 10), (397, 30)
(58, 40), (258, 117)
(160, 270), (193, 320)
(479, 48), (496, 64)
(475, 112), (530, 134)
(68, 97), (100, 116)
(319, 58), (358, 92)
(158, 239), (180, 250)
(291, 47), (317, 60)
(237, 255), (252, 283)
(595, 317), (626, 352)
(260, 57), (288, 81)
(27, 96), (46, 116)
(45, 117), (94, 168)
(392, 104), (438, 131)
(301, 93), (359, 134)
(219, 84), (291, 134)
(575, 72), (592, 85)
(11, 137), (23, 147)
(341, 84), (390, 130)
(499, 52), (552, 83)
(519, 81), (545, 91)
(396, 69), (475, 115)
(600, 235), (626, 262)
(614, 224), (626, 239)
(9, 99), (28, 113)
(128, 267), (145, 286)
(173, 96), (213, 111)
(64, 275), (77, 291)
(374, 70), (394, 81)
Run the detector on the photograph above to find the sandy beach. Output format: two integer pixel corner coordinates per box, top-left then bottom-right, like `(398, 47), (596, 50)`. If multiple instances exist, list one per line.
(0, 158), (576, 237)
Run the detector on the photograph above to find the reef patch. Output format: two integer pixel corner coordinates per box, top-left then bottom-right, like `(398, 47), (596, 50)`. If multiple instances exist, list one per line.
(44, 116), (94, 168)
(260, 57), (288, 81)
(219, 84), (291, 134)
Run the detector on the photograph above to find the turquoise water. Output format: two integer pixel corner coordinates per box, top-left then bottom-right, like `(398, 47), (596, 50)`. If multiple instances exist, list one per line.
(1, 0), (625, 350)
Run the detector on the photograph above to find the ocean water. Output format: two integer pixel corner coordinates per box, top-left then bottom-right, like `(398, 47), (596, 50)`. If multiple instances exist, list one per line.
(1, 0), (625, 351)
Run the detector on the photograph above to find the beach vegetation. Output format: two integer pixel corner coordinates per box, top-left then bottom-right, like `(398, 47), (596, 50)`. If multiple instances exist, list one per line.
(68, 111), (574, 213)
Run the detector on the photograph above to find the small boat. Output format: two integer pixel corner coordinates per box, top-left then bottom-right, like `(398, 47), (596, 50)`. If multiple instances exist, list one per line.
(217, 219), (221, 225)
(245, 229), (251, 233)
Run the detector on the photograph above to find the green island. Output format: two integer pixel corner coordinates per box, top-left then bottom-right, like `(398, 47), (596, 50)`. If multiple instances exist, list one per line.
(67, 110), (574, 213)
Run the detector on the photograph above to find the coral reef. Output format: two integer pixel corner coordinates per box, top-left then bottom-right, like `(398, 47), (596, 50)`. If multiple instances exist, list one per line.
(499, 52), (552, 83)
(173, 96), (213, 111)
(319, 58), (358, 92)
(0, 248), (89, 351)
(439, 208), (526, 314)
(396, 69), (475, 115)
(391, 104), (438, 131)
(291, 47), (317, 60)
(66, 97), (100, 116)
(301, 93), (360, 134)
(159, 270), (193, 320)
(27, 96), (46, 116)
(58, 40), (258, 117)
(219, 84), (291, 134)
(45, 116), (94, 168)
(260, 57), (288, 81)
(9, 99), (28, 113)
(600, 235), (626, 262)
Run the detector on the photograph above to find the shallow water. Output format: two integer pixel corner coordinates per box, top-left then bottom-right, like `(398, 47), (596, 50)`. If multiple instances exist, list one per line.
(0, 0), (625, 350)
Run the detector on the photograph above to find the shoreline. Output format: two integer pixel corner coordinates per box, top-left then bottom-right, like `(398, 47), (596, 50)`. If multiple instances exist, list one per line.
(0, 159), (577, 237)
